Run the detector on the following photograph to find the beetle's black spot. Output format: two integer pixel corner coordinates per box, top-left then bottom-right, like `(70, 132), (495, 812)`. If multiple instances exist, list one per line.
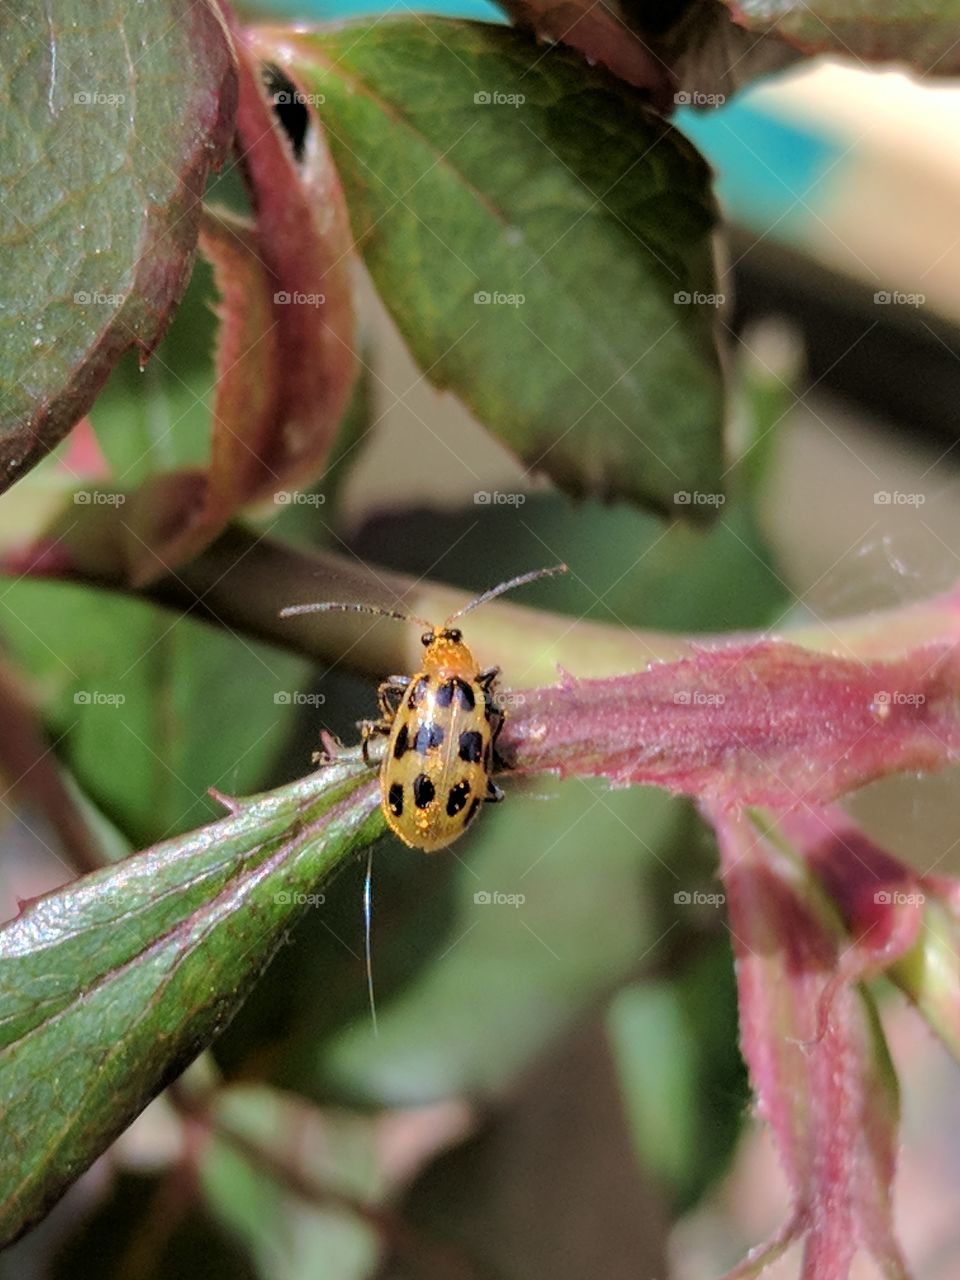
(483, 741), (491, 769)
(393, 722), (409, 759)
(446, 779), (470, 816)
(414, 723), (445, 753)
(458, 730), (483, 763)
(407, 677), (429, 710)
(413, 774), (436, 809)
(465, 795), (482, 824)
(436, 678), (475, 710)
(388, 783), (404, 816)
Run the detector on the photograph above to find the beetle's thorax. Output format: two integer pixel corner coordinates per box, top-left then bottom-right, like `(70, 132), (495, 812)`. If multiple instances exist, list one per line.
(421, 632), (476, 676)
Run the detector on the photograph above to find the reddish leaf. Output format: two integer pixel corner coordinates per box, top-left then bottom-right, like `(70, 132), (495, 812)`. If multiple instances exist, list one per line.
(0, 657), (105, 877)
(503, 639), (960, 807)
(709, 804), (912, 1280)
(498, 0), (675, 107)
(128, 19), (356, 584)
(782, 805), (960, 1066)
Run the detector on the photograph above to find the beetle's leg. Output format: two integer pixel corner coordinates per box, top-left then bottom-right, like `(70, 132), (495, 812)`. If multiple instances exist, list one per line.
(488, 704), (509, 772)
(477, 666), (500, 692)
(360, 676), (410, 765)
(360, 719), (389, 766)
(485, 779), (505, 803)
(378, 675), (410, 720)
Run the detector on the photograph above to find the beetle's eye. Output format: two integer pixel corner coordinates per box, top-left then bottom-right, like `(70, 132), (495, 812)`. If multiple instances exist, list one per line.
(446, 628), (462, 643)
(421, 631), (434, 646)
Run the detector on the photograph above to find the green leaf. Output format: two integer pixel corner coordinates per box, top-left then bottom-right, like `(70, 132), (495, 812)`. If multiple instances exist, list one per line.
(259, 19), (724, 516)
(0, 578), (315, 847)
(0, 0), (236, 489)
(607, 940), (747, 1211)
(0, 761), (382, 1247)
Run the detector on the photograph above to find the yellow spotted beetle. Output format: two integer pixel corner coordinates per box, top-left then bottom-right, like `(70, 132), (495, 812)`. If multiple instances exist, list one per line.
(281, 565), (567, 852)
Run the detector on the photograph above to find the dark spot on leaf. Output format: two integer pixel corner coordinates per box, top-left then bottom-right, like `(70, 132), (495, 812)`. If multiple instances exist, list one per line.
(262, 64), (308, 162)
(413, 774), (436, 809)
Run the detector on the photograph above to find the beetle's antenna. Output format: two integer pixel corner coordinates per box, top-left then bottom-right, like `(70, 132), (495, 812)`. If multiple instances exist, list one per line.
(446, 563), (568, 624)
(363, 846), (379, 1038)
(279, 600), (433, 629)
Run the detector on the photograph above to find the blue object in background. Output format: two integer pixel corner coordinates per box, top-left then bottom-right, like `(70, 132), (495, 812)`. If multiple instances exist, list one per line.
(677, 98), (843, 240)
(249, 0), (500, 18)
